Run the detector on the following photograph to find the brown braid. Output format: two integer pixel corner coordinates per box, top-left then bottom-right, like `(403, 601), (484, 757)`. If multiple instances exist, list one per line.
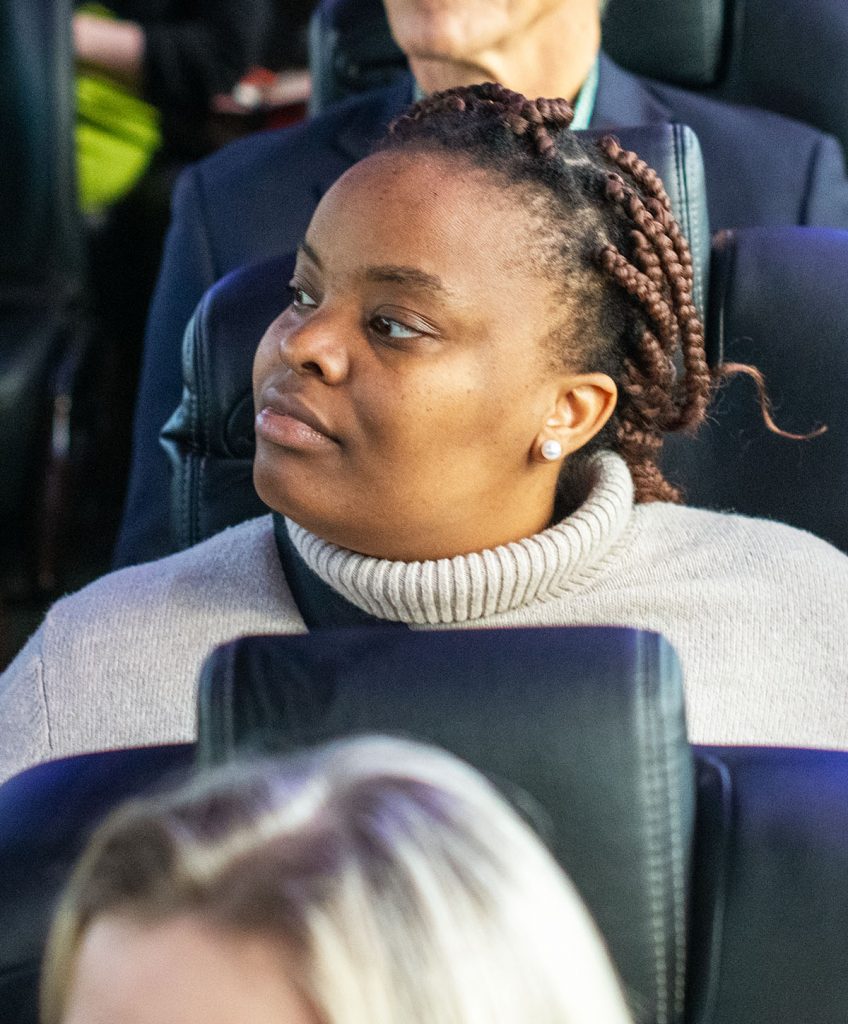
(379, 83), (799, 503)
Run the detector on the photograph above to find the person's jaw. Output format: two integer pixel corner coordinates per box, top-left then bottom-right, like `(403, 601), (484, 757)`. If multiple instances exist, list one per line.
(400, 0), (601, 102)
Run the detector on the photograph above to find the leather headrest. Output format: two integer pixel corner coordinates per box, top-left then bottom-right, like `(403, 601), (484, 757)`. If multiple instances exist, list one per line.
(308, 0), (405, 114)
(603, 0), (728, 87)
(198, 625), (694, 1024)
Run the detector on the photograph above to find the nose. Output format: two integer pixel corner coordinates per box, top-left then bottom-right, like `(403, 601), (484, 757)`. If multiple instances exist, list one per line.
(276, 306), (350, 384)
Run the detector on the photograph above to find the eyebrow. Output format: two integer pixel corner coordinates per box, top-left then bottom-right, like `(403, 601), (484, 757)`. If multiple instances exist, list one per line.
(364, 265), (451, 296)
(298, 241), (454, 298)
(297, 240), (323, 268)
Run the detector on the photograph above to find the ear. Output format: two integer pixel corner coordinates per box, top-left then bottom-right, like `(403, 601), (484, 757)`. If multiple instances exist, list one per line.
(533, 373), (617, 463)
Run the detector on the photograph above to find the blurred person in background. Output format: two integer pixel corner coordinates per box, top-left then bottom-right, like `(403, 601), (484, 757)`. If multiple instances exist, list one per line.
(42, 735), (634, 1024)
(66, 0), (294, 569)
(73, 0), (277, 180)
(115, 0), (848, 567)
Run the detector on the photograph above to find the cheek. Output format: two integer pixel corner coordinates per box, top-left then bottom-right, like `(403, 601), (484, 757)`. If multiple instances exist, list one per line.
(253, 315), (289, 394)
(368, 362), (542, 467)
(252, 337), (273, 397)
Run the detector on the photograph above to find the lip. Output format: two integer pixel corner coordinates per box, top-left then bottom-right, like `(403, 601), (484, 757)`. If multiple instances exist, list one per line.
(255, 388), (339, 450)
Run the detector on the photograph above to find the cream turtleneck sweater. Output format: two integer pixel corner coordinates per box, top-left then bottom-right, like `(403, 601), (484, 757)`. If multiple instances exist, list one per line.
(2, 452), (848, 782)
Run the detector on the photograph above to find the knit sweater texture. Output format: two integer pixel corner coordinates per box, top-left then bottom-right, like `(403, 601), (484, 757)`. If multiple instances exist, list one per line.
(2, 452), (847, 782)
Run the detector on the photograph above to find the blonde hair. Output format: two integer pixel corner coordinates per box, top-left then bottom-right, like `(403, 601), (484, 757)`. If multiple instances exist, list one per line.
(42, 735), (632, 1024)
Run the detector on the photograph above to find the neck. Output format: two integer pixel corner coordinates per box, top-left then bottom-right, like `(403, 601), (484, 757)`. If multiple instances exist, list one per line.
(409, 2), (601, 103)
(284, 451), (634, 626)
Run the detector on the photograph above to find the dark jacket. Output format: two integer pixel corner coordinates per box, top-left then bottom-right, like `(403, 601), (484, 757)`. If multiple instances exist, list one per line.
(114, 53), (848, 566)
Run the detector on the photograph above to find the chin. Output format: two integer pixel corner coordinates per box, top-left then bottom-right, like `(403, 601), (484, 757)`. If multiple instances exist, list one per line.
(252, 455), (340, 535)
(390, 8), (487, 61)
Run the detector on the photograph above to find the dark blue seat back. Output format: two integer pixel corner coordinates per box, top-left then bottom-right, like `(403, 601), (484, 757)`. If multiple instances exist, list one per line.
(662, 226), (848, 554)
(0, 745), (194, 1024)
(689, 745), (848, 1024)
(198, 625), (694, 1024)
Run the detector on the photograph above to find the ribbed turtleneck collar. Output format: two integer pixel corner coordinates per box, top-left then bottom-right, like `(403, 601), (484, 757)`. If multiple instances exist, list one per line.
(285, 451), (634, 625)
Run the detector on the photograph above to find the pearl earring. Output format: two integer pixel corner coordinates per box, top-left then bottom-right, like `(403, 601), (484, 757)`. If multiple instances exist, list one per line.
(540, 439), (563, 461)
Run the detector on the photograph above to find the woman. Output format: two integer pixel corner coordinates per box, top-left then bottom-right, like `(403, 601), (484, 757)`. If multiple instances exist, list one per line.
(42, 735), (633, 1024)
(2, 84), (847, 782)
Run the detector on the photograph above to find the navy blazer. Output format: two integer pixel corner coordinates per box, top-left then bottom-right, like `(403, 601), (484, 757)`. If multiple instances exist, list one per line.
(115, 53), (848, 566)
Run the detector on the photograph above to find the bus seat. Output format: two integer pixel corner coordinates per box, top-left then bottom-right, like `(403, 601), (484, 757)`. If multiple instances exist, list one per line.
(661, 226), (848, 555)
(689, 745), (848, 1024)
(0, 744), (194, 1024)
(197, 625), (695, 1024)
(197, 627), (848, 1024)
(0, 0), (87, 590)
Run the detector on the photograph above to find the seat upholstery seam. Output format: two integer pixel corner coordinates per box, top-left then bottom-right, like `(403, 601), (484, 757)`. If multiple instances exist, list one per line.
(639, 635), (669, 1024)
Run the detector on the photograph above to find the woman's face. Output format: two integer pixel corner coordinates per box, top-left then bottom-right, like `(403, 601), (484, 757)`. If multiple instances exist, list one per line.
(252, 150), (610, 560)
(62, 913), (316, 1024)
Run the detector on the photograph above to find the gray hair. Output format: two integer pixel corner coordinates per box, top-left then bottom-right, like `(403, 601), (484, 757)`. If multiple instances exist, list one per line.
(42, 735), (632, 1024)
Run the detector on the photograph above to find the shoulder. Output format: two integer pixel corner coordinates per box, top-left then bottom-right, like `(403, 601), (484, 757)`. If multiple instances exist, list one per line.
(42, 516), (284, 637)
(0, 516), (300, 775)
(595, 54), (848, 227)
(645, 76), (831, 150)
(631, 502), (848, 590)
(597, 51), (830, 149)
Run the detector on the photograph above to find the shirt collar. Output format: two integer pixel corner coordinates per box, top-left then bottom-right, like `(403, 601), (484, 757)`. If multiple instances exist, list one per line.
(570, 56), (599, 130)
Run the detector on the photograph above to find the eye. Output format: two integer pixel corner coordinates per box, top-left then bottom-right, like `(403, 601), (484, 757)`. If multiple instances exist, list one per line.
(370, 315), (422, 340)
(287, 282), (318, 310)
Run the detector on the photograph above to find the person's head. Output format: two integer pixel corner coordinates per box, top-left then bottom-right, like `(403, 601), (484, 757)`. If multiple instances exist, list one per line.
(43, 736), (632, 1024)
(253, 84), (711, 560)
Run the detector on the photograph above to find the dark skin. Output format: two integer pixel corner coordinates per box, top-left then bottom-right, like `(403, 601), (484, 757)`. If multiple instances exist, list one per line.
(252, 151), (617, 561)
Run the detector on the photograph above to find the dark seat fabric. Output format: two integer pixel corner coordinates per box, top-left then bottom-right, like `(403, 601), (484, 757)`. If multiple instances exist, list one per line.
(0, 744), (194, 1024)
(661, 226), (848, 555)
(161, 122), (710, 551)
(308, 0), (405, 114)
(0, 0), (86, 581)
(0, 0), (82, 288)
(689, 745), (848, 1024)
(311, 0), (848, 156)
(197, 625), (694, 1024)
(605, 0), (848, 156)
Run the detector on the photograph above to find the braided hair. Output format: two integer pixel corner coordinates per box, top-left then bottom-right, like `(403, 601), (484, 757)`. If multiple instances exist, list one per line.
(378, 82), (808, 504)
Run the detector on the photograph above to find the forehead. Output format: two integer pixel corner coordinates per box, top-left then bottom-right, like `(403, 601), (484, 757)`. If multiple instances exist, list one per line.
(63, 913), (315, 1024)
(306, 150), (553, 286)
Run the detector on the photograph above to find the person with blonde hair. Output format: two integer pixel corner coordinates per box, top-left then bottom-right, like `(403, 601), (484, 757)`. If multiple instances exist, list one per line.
(43, 735), (632, 1024)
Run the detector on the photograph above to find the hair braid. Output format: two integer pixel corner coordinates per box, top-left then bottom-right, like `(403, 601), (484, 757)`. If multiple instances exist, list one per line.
(380, 85), (809, 504)
(592, 135), (714, 497)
